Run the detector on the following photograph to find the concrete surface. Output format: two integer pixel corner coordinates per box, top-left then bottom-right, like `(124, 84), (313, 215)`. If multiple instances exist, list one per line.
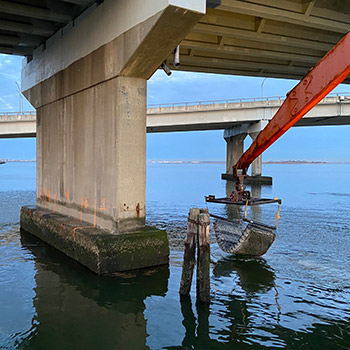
(249, 132), (262, 177)
(176, 1), (350, 81)
(0, 113), (36, 138)
(22, 0), (205, 93)
(20, 206), (169, 274)
(35, 76), (148, 233)
(221, 173), (273, 185)
(146, 95), (350, 132)
(224, 133), (245, 174)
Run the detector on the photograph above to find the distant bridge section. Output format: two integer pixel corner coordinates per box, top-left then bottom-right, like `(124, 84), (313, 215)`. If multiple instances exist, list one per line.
(1, 93), (350, 138)
(147, 94), (350, 133)
(0, 111), (36, 138)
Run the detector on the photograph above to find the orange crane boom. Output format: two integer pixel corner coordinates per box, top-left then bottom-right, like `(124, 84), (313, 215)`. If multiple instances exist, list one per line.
(205, 31), (350, 241)
(235, 32), (350, 173)
(207, 32), (350, 208)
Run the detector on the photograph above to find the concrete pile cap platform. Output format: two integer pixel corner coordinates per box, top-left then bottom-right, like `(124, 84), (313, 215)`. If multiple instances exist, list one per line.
(20, 206), (169, 275)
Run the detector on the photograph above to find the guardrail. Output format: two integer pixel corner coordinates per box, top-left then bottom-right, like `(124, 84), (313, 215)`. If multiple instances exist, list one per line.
(1, 91), (350, 118)
(0, 111), (35, 116)
(147, 91), (350, 110)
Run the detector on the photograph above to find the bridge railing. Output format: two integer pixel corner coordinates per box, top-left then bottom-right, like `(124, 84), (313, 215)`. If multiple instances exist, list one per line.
(147, 91), (350, 111)
(148, 95), (284, 110)
(0, 111), (36, 116)
(0, 111), (36, 121)
(1, 91), (350, 117)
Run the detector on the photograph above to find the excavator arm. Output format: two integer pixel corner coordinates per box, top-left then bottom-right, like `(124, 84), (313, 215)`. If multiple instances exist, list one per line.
(232, 32), (350, 200)
(205, 33), (350, 254)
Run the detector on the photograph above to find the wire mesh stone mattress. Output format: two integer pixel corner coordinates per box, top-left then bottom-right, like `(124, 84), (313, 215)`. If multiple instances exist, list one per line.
(213, 216), (276, 256)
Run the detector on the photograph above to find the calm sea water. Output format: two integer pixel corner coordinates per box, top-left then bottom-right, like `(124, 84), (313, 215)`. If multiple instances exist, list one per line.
(0, 162), (349, 349)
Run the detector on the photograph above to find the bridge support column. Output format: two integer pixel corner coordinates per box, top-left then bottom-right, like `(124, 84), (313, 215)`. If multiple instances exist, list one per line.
(33, 76), (148, 233)
(221, 123), (272, 185)
(246, 131), (272, 185)
(222, 132), (247, 179)
(249, 132), (262, 177)
(251, 156), (262, 176)
(20, 0), (205, 274)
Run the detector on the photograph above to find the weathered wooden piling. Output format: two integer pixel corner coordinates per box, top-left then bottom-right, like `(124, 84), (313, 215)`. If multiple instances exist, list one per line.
(180, 208), (210, 304)
(179, 208), (199, 296)
(196, 211), (210, 304)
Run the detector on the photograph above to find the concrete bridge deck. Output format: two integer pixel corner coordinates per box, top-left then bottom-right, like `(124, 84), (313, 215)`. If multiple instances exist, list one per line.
(2, 93), (350, 138)
(147, 93), (350, 132)
(1, 1), (350, 83)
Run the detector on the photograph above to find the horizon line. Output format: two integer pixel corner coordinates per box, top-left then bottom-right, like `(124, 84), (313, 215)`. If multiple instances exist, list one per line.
(1, 159), (350, 164)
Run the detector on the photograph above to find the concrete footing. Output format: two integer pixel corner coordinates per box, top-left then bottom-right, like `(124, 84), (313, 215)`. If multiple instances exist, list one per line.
(20, 206), (169, 275)
(221, 174), (273, 185)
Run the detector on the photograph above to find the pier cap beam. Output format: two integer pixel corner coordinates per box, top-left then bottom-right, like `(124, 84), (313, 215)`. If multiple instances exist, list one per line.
(22, 0), (205, 107)
(222, 121), (272, 184)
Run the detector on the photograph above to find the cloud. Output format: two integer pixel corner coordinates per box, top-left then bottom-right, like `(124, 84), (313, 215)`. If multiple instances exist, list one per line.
(0, 54), (33, 112)
(0, 97), (14, 110)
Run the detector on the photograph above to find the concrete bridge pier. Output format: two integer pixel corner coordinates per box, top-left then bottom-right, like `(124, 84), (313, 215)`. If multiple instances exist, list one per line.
(249, 132), (262, 177)
(224, 132), (247, 175)
(221, 122), (272, 185)
(19, 0), (205, 274)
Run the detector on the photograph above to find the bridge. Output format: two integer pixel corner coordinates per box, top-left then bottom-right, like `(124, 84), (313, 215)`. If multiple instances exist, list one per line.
(147, 93), (350, 132)
(3, 93), (350, 136)
(3, 92), (350, 181)
(2, 0), (349, 272)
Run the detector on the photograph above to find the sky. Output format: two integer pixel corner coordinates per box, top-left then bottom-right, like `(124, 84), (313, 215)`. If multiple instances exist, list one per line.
(1, 54), (350, 161)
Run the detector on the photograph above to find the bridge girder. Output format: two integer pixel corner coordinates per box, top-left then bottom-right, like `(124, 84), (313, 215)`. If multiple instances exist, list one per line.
(0, 1), (349, 83)
(170, 0), (350, 82)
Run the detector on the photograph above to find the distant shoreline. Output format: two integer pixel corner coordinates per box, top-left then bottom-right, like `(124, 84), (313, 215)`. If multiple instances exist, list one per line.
(147, 160), (349, 165)
(147, 160), (225, 164)
(0, 159), (36, 163)
(1, 159), (349, 165)
(263, 160), (350, 164)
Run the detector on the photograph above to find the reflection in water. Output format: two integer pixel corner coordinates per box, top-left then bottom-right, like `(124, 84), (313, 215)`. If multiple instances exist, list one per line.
(18, 231), (169, 350)
(180, 297), (213, 350)
(178, 294), (350, 349)
(213, 255), (275, 293)
(179, 255), (350, 349)
(224, 182), (263, 223)
(250, 185), (262, 223)
(224, 180), (240, 221)
(177, 256), (277, 349)
(213, 256), (278, 345)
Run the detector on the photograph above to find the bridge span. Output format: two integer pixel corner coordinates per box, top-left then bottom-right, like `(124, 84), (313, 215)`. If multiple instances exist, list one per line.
(2, 93), (350, 138)
(147, 93), (350, 132)
(3, 93), (350, 183)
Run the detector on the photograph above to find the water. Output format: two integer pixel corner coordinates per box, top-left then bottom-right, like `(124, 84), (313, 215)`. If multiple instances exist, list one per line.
(1, 162), (350, 349)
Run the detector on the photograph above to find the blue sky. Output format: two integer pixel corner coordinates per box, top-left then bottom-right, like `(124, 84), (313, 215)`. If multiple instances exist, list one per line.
(1, 54), (350, 161)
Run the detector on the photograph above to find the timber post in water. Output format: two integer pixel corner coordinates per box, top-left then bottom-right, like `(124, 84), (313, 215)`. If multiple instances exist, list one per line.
(197, 211), (210, 304)
(180, 208), (210, 304)
(179, 208), (199, 296)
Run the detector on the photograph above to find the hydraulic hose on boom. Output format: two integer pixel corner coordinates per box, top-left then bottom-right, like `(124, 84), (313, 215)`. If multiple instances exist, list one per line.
(206, 32), (350, 255)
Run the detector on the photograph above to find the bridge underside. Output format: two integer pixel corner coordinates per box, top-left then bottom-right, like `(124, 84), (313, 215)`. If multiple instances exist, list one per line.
(0, 0), (96, 56)
(0, 1), (349, 84)
(169, 0), (350, 82)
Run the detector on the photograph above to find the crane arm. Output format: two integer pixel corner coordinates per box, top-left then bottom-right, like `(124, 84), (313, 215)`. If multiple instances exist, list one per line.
(235, 32), (350, 173)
